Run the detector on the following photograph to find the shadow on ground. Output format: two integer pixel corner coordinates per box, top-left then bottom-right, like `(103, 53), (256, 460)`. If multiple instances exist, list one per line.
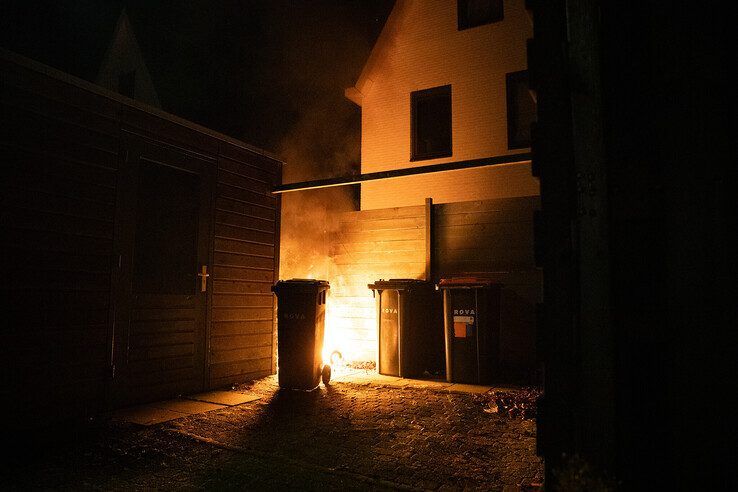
(3, 376), (542, 490)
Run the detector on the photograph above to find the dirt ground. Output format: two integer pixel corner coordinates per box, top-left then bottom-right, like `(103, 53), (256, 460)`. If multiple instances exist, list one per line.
(3, 376), (543, 490)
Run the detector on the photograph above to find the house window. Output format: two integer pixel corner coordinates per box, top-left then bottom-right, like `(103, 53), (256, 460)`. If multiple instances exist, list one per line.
(411, 85), (452, 161)
(506, 70), (536, 149)
(458, 0), (503, 30)
(118, 70), (136, 99)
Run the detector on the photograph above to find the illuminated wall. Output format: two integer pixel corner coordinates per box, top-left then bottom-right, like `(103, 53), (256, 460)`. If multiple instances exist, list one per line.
(333, 0), (541, 368)
(348, 0), (538, 210)
(326, 196), (540, 377)
(326, 205), (428, 362)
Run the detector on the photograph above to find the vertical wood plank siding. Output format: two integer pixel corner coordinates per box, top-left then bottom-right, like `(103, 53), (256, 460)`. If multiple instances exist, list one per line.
(0, 51), (281, 425)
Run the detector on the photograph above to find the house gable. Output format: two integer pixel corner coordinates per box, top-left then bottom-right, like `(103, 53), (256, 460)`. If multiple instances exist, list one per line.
(346, 0), (537, 210)
(96, 10), (161, 108)
(344, 0), (411, 106)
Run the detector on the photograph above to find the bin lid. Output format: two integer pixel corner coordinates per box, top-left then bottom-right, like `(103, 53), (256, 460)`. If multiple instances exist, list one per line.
(437, 277), (502, 289)
(272, 279), (330, 293)
(367, 279), (431, 290)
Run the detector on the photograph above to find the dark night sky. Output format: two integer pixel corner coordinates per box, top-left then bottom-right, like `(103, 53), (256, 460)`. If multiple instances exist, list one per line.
(0, 0), (394, 165)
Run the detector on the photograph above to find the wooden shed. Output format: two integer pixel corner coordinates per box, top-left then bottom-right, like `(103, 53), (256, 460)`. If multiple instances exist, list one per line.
(0, 49), (281, 425)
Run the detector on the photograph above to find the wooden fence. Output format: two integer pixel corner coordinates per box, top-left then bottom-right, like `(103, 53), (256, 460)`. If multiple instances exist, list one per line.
(327, 195), (540, 379)
(328, 205), (428, 361)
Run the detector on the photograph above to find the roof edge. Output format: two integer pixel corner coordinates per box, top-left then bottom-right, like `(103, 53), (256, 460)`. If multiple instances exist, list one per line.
(95, 9), (127, 84)
(344, 0), (409, 104)
(344, 87), (363, 106)
(0, 47), (282, 162)
(96, 9), (162, 108)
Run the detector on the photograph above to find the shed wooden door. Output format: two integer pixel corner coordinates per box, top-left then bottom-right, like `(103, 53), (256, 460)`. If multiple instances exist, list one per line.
(112, 135), (214, 405)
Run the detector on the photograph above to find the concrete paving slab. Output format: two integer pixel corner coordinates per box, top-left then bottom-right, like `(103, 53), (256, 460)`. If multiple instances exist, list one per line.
(327, 368), (362, 382)
(331, 371), (502, 396)
(346, 375), (406, 388)
(112, 405), (186, 426)
(386, 379), (412, 387)
(357, 373), (402, 383)
(151, 399), (225, 414)
(446, 383), (493, 394)
(400, 379), (453, 389)
(186, 391), (260, 406)
(334, 374), (376, 383)
(378, 378), (412, 388)
(335, 372), (457, 391)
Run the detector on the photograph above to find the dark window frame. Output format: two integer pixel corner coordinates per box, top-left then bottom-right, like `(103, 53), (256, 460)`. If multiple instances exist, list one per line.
(410, 85), (453, 162)
(506, 70), (536, 149)
(457, 0), (504, 31)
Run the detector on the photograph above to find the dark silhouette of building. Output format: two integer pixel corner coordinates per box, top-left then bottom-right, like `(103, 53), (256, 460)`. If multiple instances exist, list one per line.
(95, 10), (161, 106)
(530, 0), (732, 488)
(1, 49), (282, 426)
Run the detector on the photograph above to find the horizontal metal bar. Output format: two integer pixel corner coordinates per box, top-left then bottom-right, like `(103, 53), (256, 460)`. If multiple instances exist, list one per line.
(272, 152), (532, 193)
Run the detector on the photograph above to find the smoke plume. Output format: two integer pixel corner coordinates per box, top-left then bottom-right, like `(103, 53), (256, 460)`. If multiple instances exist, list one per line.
(269, 1), (393, 281)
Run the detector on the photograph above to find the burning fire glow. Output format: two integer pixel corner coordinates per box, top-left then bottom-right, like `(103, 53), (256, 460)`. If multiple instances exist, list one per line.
(321, 292), (379, 366)
(322, 296), (354, 365)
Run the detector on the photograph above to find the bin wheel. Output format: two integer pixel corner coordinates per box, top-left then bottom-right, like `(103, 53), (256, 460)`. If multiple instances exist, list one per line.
(321, 364), (332, 385)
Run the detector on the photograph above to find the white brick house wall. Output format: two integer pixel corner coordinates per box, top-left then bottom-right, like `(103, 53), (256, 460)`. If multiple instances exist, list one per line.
(347, 0), (538, 210)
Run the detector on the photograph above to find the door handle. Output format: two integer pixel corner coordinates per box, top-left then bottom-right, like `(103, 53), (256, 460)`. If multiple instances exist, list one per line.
(197, 265), (209, 292)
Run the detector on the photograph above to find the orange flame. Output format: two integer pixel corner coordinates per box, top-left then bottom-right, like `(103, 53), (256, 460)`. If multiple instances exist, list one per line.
(322, 292), (377, 365)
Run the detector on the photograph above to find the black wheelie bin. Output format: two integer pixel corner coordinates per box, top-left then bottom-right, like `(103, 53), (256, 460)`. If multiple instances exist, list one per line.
(368, 279), (444, 378)
(272, 279), (330, 390)
(438, 278), (502, 384)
